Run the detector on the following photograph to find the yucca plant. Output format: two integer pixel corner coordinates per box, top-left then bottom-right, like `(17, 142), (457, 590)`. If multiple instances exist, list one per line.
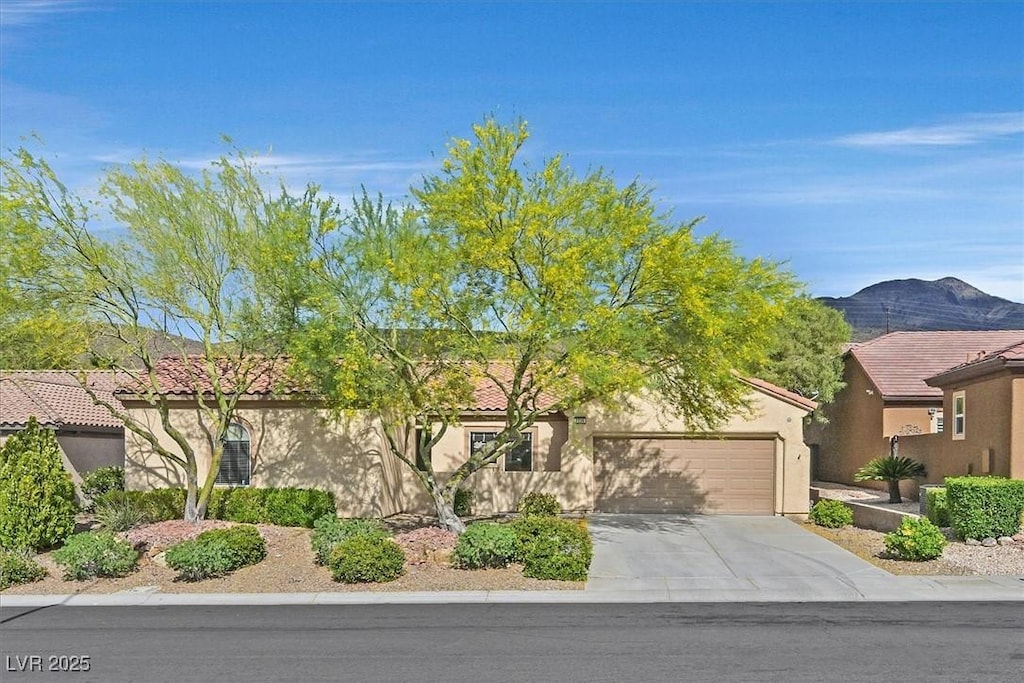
(854, 455), (926, 503)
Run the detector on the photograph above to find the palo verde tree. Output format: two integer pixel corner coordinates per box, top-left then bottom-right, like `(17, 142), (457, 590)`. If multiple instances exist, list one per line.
(281, 118), (801, 532)
(0, 149), (91, 369)
(755, 295), (852, 419)
(0, 148), (335, 522)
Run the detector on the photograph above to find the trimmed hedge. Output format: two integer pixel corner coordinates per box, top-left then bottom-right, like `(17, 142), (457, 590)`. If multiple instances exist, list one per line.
(52, 531), (140, 581)
(310, 516), (388, 565)
(0, 548), (47, 589)
(164, 525), (267, 582)
(512, 517), (592, 581)
(809, 499), (853, 528)
(517, 492), (562, 517)
(924, 487), (951, 528)
(81, 466), (125, 502)
(946, 476), (1024, 540)
(453, 522), (518, 569)
(327, 534), (405, 583)
(105, 487), (336, 527)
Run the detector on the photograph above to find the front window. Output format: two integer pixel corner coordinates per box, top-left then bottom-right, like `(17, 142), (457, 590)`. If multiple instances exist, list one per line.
(952, 392), (965, 440)
(217, 422), (251, 485)
(469, 431), (534, 472)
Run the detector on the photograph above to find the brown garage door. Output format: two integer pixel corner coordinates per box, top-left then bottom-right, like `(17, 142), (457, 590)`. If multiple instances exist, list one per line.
(594, 437), (775, 514)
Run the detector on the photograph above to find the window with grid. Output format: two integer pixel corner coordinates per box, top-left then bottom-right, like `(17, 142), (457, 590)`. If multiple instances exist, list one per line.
(469, 431), (533, 472)
(217, 422), (251, 485)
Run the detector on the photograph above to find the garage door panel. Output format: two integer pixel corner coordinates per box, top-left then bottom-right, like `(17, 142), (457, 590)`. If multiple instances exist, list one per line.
(595, 437), (774, 515)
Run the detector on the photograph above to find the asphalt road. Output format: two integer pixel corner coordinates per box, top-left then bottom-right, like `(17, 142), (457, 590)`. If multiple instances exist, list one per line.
(2, 602), (1021, 682)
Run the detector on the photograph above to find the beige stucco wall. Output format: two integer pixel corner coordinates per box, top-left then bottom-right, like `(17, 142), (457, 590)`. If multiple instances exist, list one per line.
(122, 385), (813, 519)
(123, 400), (405, 518)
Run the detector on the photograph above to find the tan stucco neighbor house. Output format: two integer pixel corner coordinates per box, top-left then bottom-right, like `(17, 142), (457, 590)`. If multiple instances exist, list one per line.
(121, 358), (817, 519)
(0, 371), (126, 493)
(807, 331), (1024, 496)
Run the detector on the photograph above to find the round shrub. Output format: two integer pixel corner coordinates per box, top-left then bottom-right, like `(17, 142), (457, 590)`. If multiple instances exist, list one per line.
(453, 522), (518, 569)
(81, 466), (125, 503)
(310, 516), (388, 565)
(0, 548), (47, 589)
(883, 517), (947, 561)
(0, 417), (78, 551)
(94, 491), (145, 532)
(512, 517), (592, 581)
(517, 492), (562, 518)
(164, 524), (266, 582)
(809, 499), (853, 529)
(52, 531), (139, 581)
(328, 534), (405, 583)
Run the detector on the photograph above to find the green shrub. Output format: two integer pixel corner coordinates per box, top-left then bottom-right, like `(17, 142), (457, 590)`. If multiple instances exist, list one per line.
(263, 488), (336, 527)
(946, 476), (1024, 540)
(512, 517), (592, 581)
(219, 488), (267, 524)
(164, 525), (266, 582)
(310, 516), (388, 565)
(809, 499), (853, 528)
(883, 517), (947, 561)
(137, 488), (188, 523)
(52, 531), (139, 580)
(453, 523), (518, 569)
(925, 487), (951, 528)
(327, 534), (405, 583)
(81, 466), (125, 502)
(517, 492), (562, 517)
(0, 548), (47, 589)
(0, 418), (78, 551)
(454, 488), (474, 517)
(94, 491), (146, 532)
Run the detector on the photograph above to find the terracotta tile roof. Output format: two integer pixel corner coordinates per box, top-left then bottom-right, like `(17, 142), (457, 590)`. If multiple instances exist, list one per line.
(926, 338), (1024, 386)
(849, 331), (1024, 400)
(0, 371), (126, 430)
(115, 356), (304, 397)
(740, 376), (818, 412)
(465, 363), (565, 412)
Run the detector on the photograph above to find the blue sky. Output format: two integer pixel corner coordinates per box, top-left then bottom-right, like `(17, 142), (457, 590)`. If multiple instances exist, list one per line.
(2, 1), (1022, 301)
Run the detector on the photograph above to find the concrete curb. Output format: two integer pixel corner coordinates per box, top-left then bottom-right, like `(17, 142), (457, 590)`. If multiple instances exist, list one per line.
(3, 576), (1022, 608)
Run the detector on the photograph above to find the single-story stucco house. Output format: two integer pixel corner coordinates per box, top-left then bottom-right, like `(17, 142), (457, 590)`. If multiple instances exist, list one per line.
(120, 357), (817, 519)
(0, 370), (126, 493)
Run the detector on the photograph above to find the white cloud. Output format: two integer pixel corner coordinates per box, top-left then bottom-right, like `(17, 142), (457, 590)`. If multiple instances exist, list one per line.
(0, 0), (92, 27)
(833, 112), (1024, 149)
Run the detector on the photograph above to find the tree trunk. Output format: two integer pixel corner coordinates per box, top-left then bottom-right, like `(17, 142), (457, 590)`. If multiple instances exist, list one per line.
(887, 479), (902, 504)
(432, 490), (466, 534)
(184, 475), (200, 523)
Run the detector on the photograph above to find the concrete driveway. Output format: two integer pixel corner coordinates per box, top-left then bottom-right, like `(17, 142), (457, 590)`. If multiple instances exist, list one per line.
(586, 514), (899, 600)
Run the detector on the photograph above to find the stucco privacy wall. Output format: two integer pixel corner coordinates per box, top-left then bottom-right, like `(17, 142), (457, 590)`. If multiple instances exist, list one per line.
(122, 400), (406, 518)
(573, 389), (813, 516)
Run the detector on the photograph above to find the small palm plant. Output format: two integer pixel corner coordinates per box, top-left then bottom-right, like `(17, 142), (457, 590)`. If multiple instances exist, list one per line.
(854, 456), (926, 503)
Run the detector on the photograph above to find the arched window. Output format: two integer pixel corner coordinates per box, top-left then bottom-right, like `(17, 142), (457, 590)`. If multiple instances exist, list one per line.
(216, 422), (251, 486)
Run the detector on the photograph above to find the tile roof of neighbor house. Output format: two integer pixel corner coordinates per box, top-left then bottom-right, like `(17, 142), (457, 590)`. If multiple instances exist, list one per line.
(925, 338), (1024, 387)
(0, 371), (126, 430)
(739, 376), (818, 412)
(848, 331), (1024, 400)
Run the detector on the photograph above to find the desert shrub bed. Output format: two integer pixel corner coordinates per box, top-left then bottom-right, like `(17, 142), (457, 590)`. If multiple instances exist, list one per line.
(164, 524), (267, 582)
(52, 531), (140, 581)
(809, 499), (854, 528)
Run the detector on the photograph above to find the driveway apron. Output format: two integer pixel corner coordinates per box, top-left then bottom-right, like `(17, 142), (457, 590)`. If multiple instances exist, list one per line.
(586, 514), (898, 600)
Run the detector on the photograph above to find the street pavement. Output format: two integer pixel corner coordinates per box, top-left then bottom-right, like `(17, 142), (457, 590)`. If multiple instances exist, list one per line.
(1, 514), (1021, 607)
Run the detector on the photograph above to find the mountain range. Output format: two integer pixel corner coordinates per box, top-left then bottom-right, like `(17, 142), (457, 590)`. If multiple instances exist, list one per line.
(818, 277), (1024, 341)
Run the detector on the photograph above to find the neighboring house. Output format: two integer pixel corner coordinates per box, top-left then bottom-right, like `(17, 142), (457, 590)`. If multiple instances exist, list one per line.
(917, 339), (1024, 481)
(0, 371), (126, 491)
(121, 357), (817, 519)
(807, 331), (1024, 494)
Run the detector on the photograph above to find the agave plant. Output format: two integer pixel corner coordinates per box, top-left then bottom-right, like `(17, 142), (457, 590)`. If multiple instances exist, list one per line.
(854, 456), (927, 503)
